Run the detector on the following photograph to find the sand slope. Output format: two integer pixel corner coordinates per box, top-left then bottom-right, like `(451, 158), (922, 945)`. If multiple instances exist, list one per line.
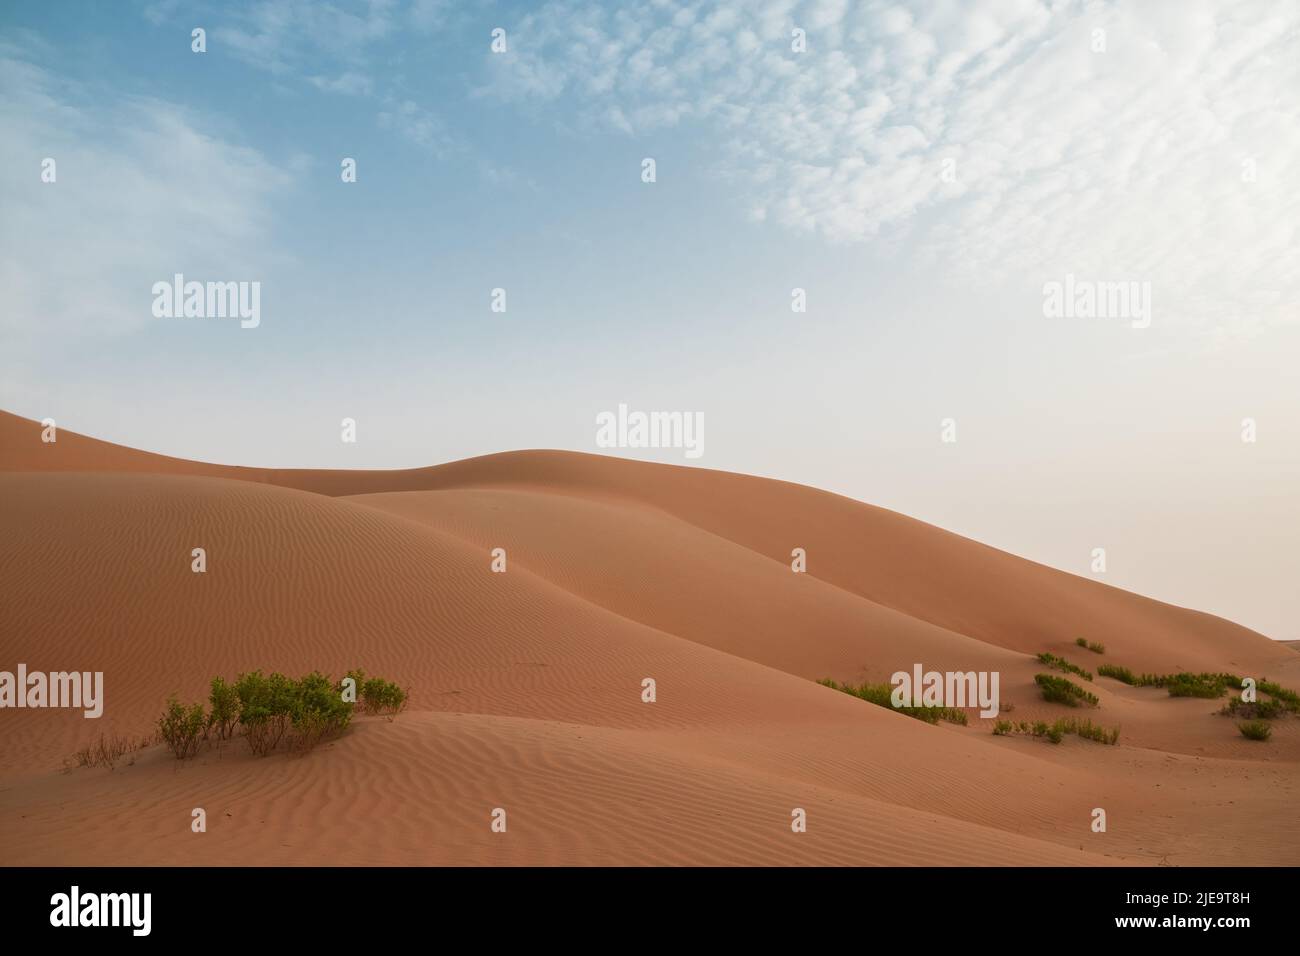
(1, 410), (1296, 865)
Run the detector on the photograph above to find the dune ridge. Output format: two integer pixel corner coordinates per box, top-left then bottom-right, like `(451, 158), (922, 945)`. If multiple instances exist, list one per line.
(1, 410), (1296, 866)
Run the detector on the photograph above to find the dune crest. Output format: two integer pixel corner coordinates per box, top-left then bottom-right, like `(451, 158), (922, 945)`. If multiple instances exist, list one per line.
(2, 410), (1296, 866)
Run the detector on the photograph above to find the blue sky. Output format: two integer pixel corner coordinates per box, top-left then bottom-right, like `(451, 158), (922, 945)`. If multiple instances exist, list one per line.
(1, 0), (1297, 640)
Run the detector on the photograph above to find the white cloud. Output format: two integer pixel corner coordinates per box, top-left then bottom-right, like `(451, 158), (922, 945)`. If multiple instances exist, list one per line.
(142, 0), (183, 26)
(0, 45), (292, 340)
(213, 0), (398, 75)
(376, 98), (458, 155)
(409, 0), (451, 33)
(201, 2), (466, 157)
(308, 70), (374, 95)
(482, 0), (1300, 332)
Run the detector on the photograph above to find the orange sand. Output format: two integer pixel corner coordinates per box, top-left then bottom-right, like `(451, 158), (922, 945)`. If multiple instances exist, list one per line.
(2, 410), (1296, 865)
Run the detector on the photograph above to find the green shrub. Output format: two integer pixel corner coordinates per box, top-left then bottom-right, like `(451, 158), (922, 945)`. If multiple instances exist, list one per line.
(1258, 680), (1300, 714)
(1098, 665), (1247, 701)
(236, 671), (296, 756)
(1035, 673), (1099, 707)
(1076, 638), (1105, 654)
(338, 669), (407, 718)
(1164, 672), (1238, 699)
(146, 669), (408, 760)
(157, 696), (206, 759)
(288, 709), (332, 752)
(1098, 664), (1138, 685)
(288, 671), (353, 752)
(341, 668), (367, 704)
(1037, 652), (1092, 681)
(817, 678), (967, 725)
(361, 677), (407, 717)
(293, 671), (339, 714)
(1060, 717), (1121, 745)
(1238, 720), (1271, 741)
(1220, 696), (1283, 720)
(991, 716), (1119, 746)
(208, 676), (241, 740)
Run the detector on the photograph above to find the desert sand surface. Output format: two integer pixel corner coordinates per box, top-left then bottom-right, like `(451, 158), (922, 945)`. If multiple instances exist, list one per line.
(1, 409), (1297, 866)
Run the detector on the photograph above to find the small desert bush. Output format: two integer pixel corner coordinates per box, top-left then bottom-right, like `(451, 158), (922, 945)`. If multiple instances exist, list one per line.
(238, 668), (405, 755)
(817, 678), (968, 725)
(1238, 720), (1272, 741)
(1060, 717), (1121, 745)
(288, 709), (333, 752)
(1037, 652), (1092, 681)
(1098, 665), (1245, 700)
(236, 671), (297, 756)
(208, 676), (241, 740)
(1035, 674), (1099, 708)
(992, 716), (1119, 746)
(287, 671), (353, 752)
(342, 668), (366, 701)
(1164, 672), (1239, 699)
(67, 733), (150, 771)
(1220, 696), (1284, 720)
(157, 696), (207, 759)
(344, 669), (409, 718)
(1098, 664), (1138, 685)
(1076, 638), (1105, 654)
(151, 668), (406, 760)
(363, 678), (407, 717)
(1258, 680), (1300, 714)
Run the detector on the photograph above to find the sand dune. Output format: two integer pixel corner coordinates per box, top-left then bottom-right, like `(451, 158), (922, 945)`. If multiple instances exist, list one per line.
(1, 410), (1297, 865)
